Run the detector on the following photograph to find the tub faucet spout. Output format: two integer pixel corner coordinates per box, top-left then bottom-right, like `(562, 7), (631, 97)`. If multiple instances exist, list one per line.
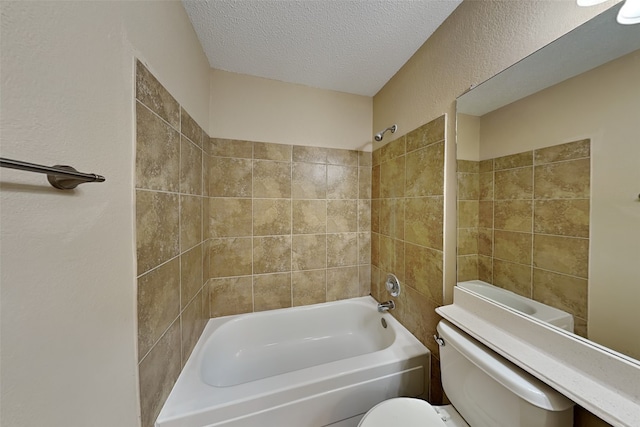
(377, 300), (395, 312)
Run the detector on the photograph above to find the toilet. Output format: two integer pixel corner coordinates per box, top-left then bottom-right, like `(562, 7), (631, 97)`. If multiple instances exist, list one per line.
(358, 320), (575, 427)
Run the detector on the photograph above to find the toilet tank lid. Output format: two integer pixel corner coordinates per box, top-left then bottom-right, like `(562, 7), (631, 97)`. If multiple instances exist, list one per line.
(437, 320), (574, 411)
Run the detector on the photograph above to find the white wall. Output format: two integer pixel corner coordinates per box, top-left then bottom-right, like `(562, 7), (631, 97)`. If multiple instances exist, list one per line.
(210, 69), (373, 151)
(0, 2), (210, 426)
(478, 51), (640, 360)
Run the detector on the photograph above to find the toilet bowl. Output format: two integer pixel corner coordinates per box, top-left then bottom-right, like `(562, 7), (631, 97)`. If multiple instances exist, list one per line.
(358, 320), (574, 427)
(358, 398), (469, 426)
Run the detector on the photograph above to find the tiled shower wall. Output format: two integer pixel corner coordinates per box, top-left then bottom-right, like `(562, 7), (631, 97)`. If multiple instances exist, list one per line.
(371, 115), (446, 402)
(135, 61), (209, 427)
(204, 140), (372, 315)
(457, 139), (590, 337)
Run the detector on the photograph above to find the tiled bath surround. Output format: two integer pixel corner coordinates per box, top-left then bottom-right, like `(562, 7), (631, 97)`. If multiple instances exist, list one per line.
(457, 139), (590, 337)
(205, 139), (372, 315)
(135, 61), (209, 427)
(370, 115), (446, 402)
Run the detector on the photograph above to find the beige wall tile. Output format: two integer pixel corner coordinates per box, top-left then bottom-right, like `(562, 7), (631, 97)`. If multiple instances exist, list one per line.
(181, 290), (204, 366)
(380, 136), (406, 162)
(327, 148), (359, 166)
(254, 273), (292, 311)
(138, 319), (181, 427)
(371, 232), (380, 267)
(457, 172), (479, 201)
(292, 200), (326, 234)
(326, 267), (359, 301)
(494, 151), (533, 170)
(494, 167), (533, 200)
(406, 115), (445, 153)
(209, 276), (253, 317)
(406, 142), (444, 197)
(457, 255), (478, 282)
(358, 200), (371, 232)
(180, 137), (202, 195)
(533, 268), (588, 319)
(494, 200), (532, 232)
(136, 60), (180, 129)
(253, 142), (292, 161)
(534, 158), (590, 199)
(380, 155), (405, 198)
(358, 151), (372, 167)
(180, 244), (203, 309)
(379, 236), (405, 282)
(478, 255), (493, 283)
(370, 265), (382, 301)
(478, 201), (493, 229)
(493, 259), (532, 297)
(479, 159), (494, 173)
(359, 265), (372, 296)
(292, 163), (326, 199)
(574, 317), (588, 339)
(208, 198), (252, 238)
(405, 197), (444, 250)
(180, 107), (202, 148)
(493, 230), (532, 265)
(371, 199), (380, 233)
(372, 149), (381, 167)
(180, 195), (202, 252)
(404, 243), (443, 304)
(137, 257), (180, 361)
(253, 199), (291, 236)
(478, 171), (494, 201)
(208, 157), (252, 197)
(457, 228), (478, 255)
(358, 232), (371, 265)
(379, 198), (405, 239)
(395, 284), (441, 354)
(478, 228), (493, 256)
(253, 160), (291, 198)
(327, 200), (358, 232)
(253, 235), (292, 274)
(327, 233), (358, 267)
(372, 165), (381, 199)
(359, 167), (372, 199)
(534, 199), (589, 237)
(292, 234), (327, 271)
(292, 145), (327, 163)
(533, 234), (589, 278)
(457, 160), (479, 174)
(136, 102), (180, 192)
(209, 238), (253, 278)
(136, 190), (179, 275)
(534, 139), (590, 165)
(457, 200), (479, 228)
(327, 165), (358, 199)
(292, 270), (326, 306)
(207, 138), (253, 158)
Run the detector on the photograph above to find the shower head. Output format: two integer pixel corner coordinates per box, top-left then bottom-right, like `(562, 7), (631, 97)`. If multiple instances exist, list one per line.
(374, 124), (397, 142)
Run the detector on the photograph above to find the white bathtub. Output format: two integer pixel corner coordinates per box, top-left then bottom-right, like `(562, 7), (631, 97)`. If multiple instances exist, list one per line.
(156, 296), (430, 427)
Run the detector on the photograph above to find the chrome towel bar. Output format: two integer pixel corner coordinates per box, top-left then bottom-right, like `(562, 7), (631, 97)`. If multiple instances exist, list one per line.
(0, 157), (105, 190)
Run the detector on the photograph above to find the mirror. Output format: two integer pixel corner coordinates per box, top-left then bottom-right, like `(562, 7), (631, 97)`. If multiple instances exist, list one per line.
(455, 3), (640, 364)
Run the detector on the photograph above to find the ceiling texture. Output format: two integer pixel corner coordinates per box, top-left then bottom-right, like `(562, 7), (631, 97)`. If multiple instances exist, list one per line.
(182, 0), (463, 96)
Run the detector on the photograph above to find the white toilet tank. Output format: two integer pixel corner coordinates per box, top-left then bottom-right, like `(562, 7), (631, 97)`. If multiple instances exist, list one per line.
(437, 320), (574, 427)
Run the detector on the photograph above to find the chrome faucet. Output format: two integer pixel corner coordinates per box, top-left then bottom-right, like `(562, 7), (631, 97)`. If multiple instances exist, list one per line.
(377, 300), (395, 312)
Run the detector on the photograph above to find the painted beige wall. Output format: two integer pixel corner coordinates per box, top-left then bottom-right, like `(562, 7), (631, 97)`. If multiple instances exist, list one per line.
(0, 2), (209, 426)
(456, 114), (480, 161)
(373, 0), (614, 304)
(209, 69), (373, 151)
(476, 50), (640, 360)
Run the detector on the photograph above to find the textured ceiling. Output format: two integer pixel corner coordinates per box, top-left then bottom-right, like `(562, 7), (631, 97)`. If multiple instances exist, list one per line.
(182, 0), (463, 96)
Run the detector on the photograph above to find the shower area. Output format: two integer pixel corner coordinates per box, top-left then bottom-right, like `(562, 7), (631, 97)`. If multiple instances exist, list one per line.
(134, 59), (448, 426)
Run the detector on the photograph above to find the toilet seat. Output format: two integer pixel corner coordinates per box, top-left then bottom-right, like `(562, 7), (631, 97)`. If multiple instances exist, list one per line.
(358, 398), (448, 427)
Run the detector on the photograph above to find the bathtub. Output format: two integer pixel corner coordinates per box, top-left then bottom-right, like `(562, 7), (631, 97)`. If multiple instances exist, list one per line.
(156, 296), (430, 427)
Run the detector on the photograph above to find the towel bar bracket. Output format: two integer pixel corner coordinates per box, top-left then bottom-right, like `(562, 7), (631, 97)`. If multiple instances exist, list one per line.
(0, 157), (105, 190)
